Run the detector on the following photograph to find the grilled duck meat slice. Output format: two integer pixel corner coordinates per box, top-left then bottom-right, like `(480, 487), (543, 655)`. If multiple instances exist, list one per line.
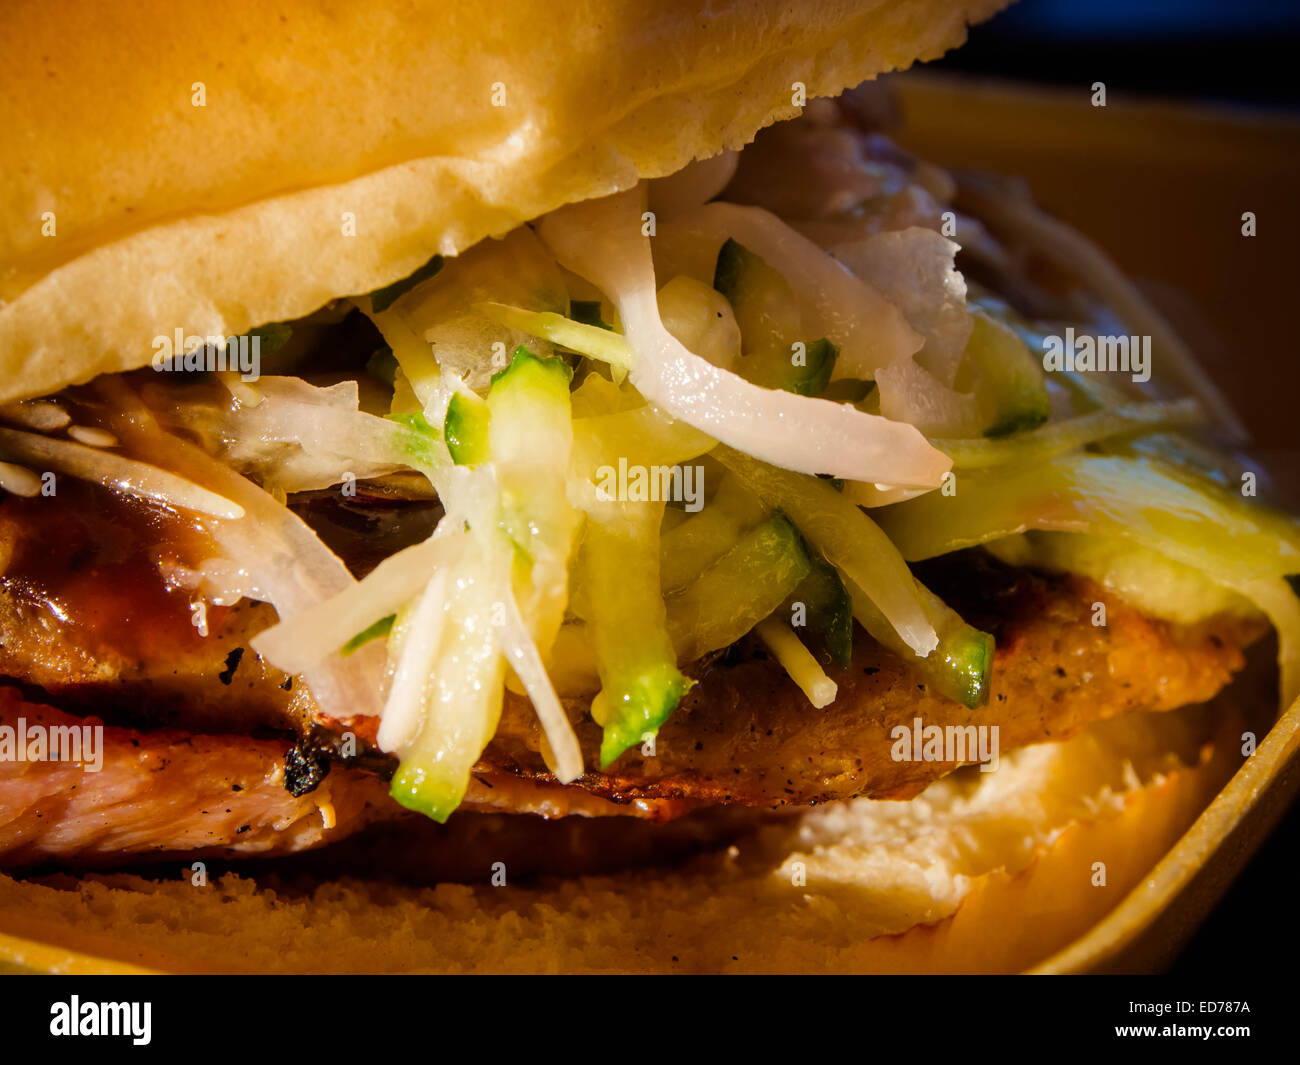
(468, 555), (1259, 807)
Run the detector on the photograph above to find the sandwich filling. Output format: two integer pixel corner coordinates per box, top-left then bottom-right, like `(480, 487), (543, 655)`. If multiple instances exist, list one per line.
(0, 94), (1296, 859)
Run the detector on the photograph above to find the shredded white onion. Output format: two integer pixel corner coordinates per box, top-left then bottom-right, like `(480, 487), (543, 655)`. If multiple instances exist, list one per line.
(875, 358), (980, 437)
(840, 481), (933, 508)
(161, 558), (268, 607)
(157, 375), (447, 495)
(501, 588), (583, 783)
(663, 200), (924, 378)
(647, 150), (740, 221)
(94, 378), (389, 721)
(216, 370), (265, 408)
(537, 189), (951, 487)
(375, 567), (452, 752)
(831, 226), (973, 387)
(1232, 577), (1300, 708)
(0, 425), (244, 519)
(251, 530), (460, 676)
(227, 397), (428, 491)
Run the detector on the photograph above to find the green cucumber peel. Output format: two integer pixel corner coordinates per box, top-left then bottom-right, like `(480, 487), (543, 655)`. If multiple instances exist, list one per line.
(340, 614), (395, 657)
(443, 392), (491, 467)
(489, 345), (574, 392)
(598, 664), (694, 769)
(389, 762), (462, 823)
(386, 410), (444, 468)
(713, 239), (835, 397)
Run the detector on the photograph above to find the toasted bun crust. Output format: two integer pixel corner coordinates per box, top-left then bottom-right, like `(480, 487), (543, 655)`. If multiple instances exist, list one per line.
(0, 701), (1248, 974)
(0, 0), (1007, 404)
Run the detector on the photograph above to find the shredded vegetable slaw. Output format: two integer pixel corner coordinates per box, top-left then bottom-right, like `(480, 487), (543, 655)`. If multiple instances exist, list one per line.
(8, 107), (1297, 822)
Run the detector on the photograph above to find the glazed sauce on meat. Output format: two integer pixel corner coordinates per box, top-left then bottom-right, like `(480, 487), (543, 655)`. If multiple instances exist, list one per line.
(0, 478), (218, 661)
(0, 473), (443, 661)
(289, 488), (443, 579)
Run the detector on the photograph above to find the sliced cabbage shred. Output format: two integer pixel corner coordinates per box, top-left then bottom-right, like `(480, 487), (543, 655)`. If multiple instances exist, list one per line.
(19, 161), (1296, 826)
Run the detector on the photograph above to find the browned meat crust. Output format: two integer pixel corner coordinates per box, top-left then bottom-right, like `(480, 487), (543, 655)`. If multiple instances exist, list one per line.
(469, 556), (1260, 807)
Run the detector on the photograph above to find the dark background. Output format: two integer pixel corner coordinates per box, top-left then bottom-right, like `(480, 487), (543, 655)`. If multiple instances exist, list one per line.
(929, 0), (1300, 976)
(933, 0), (1300, 107)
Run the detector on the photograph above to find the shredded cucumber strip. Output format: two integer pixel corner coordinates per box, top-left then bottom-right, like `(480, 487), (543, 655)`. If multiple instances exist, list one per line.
(660, 472), (772, 591)
(714, 445), (938, 657)
(388, 549), (507, 822)
(361, 300), (445, 410)
(476, 302), (635, 374)
(877, 453), (1300, 706)
(755, 618), (838, 709)
(846, 578), (994, 709)
(383, 466), (513, 819)
(877, 454), (1300, 584)
(472, 349), (585, 782)
(340, 614), (395, 657)
(487, 349), (581, 657)
(444, 388), (490, 467)
(963, 310), (1049, 437)
(576, 499), (692, 768)
(784, 557), (854, 669)
(664, 512), (811, 663)
(932, 397), (1203, 469)
(567, 384), (696, 766)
